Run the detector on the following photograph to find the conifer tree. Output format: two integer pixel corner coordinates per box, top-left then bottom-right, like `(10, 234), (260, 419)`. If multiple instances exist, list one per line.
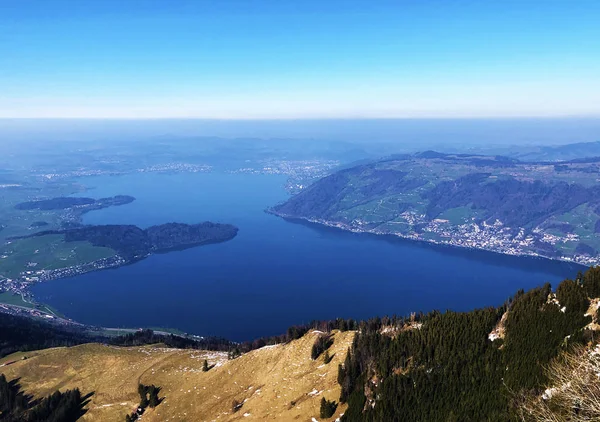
(320, 397), (337, 418)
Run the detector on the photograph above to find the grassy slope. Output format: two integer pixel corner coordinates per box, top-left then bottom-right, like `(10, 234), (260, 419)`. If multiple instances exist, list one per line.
(0, 330), (355, 421)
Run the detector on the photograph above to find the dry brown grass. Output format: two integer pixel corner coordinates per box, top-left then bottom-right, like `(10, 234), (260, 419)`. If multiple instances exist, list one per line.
(519, 344), (600, 421)
(584, 298), (600, 331)
(0, 330), (355, 421)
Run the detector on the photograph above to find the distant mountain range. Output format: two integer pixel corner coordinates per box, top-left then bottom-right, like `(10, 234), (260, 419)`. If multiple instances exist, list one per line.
(461, 140), (600, 162)
(508, 140), (600, 162)
(271, 151), (600, 265)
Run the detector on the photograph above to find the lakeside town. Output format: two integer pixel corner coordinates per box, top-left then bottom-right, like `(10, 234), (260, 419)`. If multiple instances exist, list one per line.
(228, 159), (339, 193)
(36, 162), (213, 181)
(270, 210), (599, 267)
(0, 254), (129, 304)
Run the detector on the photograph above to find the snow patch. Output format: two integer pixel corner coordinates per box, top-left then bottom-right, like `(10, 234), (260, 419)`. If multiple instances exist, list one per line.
(542, 388), (555, 400)
(547, 293), (561, 307)
(260, 344), (280, 350)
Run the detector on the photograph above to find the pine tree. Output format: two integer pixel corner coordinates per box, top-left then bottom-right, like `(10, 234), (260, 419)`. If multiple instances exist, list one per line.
(137, 384), (147, 401)
(148, 392), (159, 408)
(228, 347), (241, 360)
(320, 397), (337, 418)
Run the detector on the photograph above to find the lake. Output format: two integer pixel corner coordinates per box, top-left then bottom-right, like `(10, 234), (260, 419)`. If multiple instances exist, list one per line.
(32, 172), (582, 341)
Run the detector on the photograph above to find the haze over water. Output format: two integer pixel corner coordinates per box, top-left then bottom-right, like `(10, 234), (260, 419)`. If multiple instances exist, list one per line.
(32, 171), (580, 341)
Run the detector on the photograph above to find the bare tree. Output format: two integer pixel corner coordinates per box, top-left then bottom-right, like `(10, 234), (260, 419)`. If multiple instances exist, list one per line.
(520, 344), (600, 421)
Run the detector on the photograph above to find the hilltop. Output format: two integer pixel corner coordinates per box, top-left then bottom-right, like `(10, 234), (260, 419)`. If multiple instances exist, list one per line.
(0, 330), (354, 421)
(271, 152), (600, 266)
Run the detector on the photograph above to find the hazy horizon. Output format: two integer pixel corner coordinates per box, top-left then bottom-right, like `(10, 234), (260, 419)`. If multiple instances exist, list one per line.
(1, 117), (599, 149)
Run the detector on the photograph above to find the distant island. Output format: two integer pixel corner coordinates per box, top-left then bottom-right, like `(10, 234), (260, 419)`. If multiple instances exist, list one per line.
(270, 151), (600, 266)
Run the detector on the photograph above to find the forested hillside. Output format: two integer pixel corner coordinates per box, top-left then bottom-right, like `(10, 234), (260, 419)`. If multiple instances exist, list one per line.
(337, 267), (600, 421)
(0, 313), (97, 358)
(0, 374), (91, 422)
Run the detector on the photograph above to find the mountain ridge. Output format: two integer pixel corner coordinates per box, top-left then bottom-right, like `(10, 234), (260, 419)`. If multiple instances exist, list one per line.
(3, 266), (600, 421)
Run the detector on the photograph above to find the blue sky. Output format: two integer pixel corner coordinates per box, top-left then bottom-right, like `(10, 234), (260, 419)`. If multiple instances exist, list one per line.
(1, 0), (600, 118)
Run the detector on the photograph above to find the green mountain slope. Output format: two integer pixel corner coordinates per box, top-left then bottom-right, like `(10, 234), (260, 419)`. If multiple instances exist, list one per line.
(271, 152), (600, 265)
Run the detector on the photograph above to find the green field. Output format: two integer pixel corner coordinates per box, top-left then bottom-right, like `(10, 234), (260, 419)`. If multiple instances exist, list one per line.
(0, 291), (35, 308)
(0, 234), (116, 279)
(0, 178), (86, 243)
(551, 204), (600, 253)
(437, 206), (475, 224)
(0, 291), (60, 315)
(99, 326), (188, 337)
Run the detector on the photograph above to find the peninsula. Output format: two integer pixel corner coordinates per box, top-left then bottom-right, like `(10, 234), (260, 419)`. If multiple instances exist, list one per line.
(1, 222), (238, 290)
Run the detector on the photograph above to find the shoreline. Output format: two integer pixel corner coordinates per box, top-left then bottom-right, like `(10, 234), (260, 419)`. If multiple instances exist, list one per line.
(267, 209), (590, 271)
(0, 299), (213, 344)
(0, 209), (587, 342)
(0, 231), (239, 309)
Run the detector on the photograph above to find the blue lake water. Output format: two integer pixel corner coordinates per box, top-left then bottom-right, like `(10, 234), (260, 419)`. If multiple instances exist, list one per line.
(32, 172), (582, 341)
